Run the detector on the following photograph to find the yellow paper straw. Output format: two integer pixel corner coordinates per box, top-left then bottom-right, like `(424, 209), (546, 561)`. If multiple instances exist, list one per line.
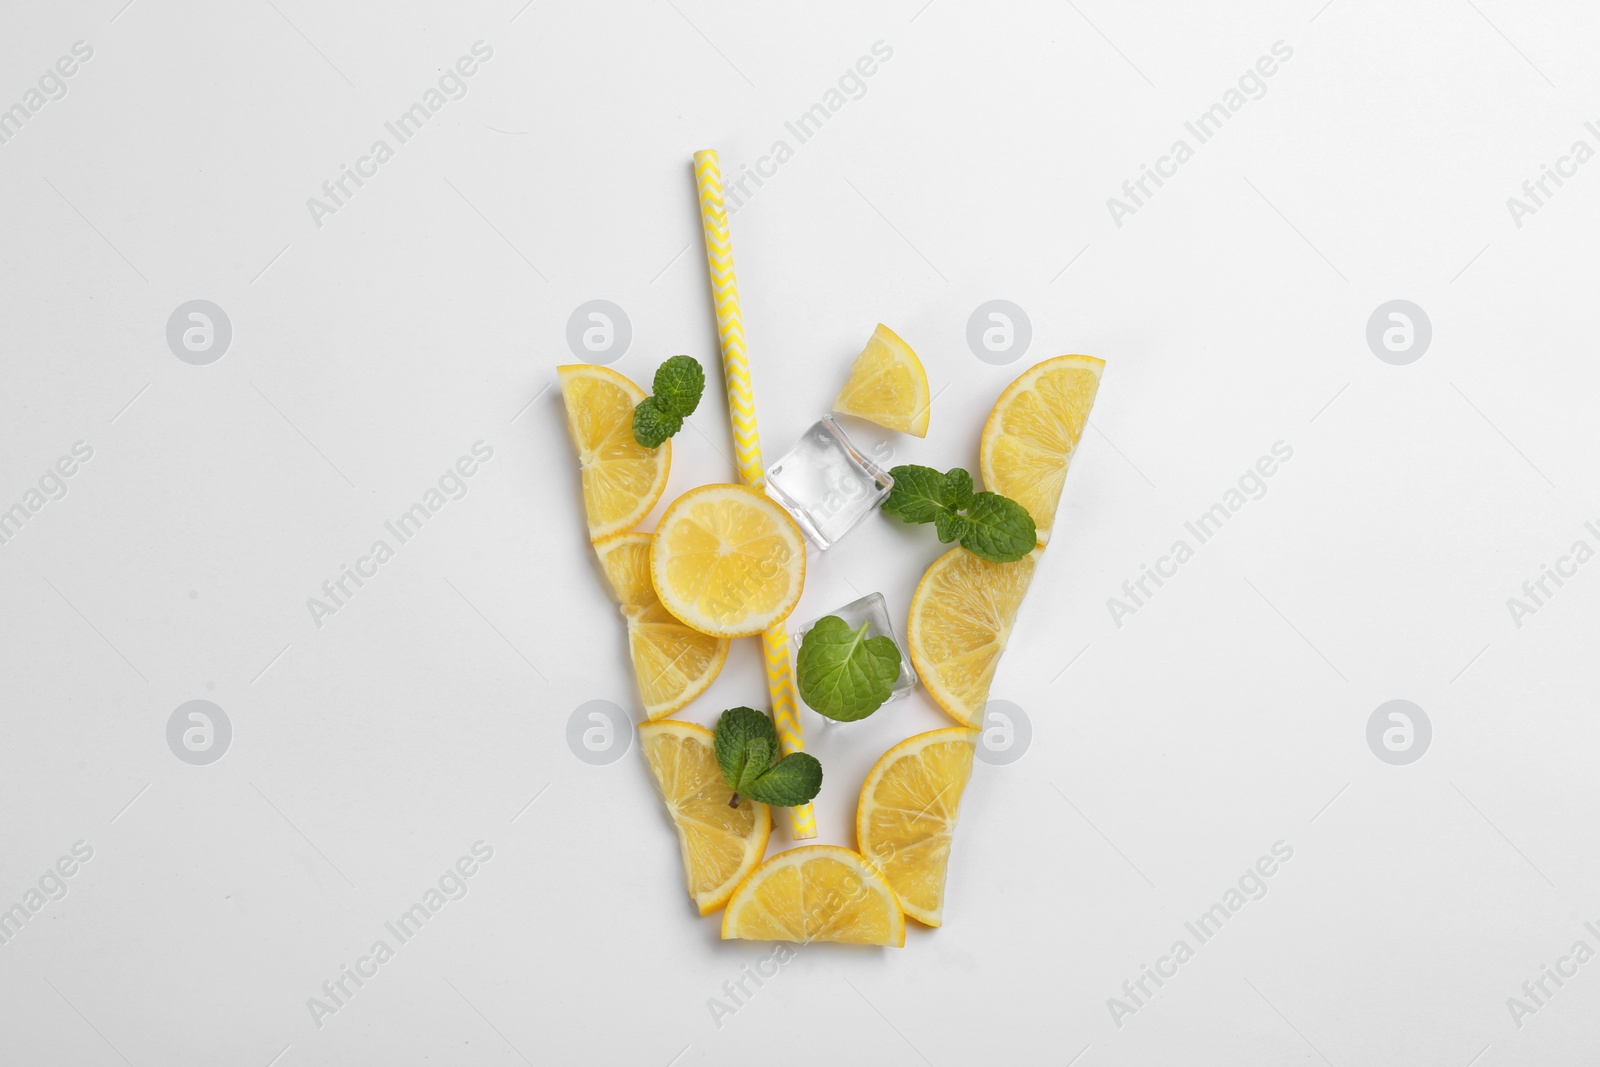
(693, 149), (816, 841)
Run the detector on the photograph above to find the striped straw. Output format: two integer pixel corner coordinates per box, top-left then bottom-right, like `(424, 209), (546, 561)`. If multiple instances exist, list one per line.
(692, 149), (817, 841)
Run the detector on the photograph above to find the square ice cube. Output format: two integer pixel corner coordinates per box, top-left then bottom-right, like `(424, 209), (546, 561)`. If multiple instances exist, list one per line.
(765, 415), (892, 550)
(792, 592), (918, 717)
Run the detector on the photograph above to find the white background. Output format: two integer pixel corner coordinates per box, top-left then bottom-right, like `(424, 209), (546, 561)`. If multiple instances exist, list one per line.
(2, 0), (1598, 1064)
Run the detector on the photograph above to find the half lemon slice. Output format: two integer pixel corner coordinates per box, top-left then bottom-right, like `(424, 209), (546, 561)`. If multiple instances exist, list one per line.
(638, 719), (770, 915)
(857, 728), (978, 926)
(722, 845), (905, 945)
(906, 546), (1037, 726)
(979, 354), (1103, 543)
(558, 364), (671, 540)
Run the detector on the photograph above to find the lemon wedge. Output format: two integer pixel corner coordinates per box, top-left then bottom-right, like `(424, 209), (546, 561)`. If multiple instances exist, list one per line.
(832, 323), (930, 437)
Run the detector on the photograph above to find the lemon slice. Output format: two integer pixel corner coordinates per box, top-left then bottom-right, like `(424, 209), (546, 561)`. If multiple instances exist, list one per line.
(638, 720), (771, 915)
(650, 483), (806, 638)
(558, 364), (671, 540)
(722, 845), (905, 946)
(594, 532), (729, 719)
(832, 323), (930, 437)
(979, 355), (1103, 543)
(857, 728), (978, 927)
(906, 546), (1037, 726)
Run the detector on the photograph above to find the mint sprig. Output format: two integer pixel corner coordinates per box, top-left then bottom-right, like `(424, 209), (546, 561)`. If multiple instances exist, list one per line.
(714, 707), (823, 808)
(632, 356), (705, 448)
(882, 464), (1036, 563)
(795, 616), (901, 721)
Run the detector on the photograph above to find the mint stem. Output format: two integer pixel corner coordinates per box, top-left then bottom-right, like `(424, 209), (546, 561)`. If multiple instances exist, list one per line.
(728, 793), (741, 809)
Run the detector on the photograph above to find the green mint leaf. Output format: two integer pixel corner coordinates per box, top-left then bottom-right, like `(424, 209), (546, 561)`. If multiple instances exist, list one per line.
(714, 707), (779, 795)
(934, 509), (970, 544)
(714, 707), (822, 806)
(943, 468), (974, 511)
(959, 491), (1037, 562)
(882, 464), (952, 524)
(882, 464), (1036, 566)
(739, 752), (823, 807)
(795, 616), (901, 721)
(632, 397), (682, 448)
(653, 355), (706, 419)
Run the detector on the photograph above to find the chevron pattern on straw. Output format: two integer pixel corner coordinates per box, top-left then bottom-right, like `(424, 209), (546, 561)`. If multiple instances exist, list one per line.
(694, 151), (764, 489)
(693, 149), (817, 840)
(761, 627), (804, 751)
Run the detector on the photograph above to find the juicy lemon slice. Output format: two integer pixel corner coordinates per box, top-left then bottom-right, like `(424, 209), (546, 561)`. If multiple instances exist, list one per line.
(593, 530), (658, 608)
(722, 845), (905, 946)
(558, 364), (671, 540)
(857, 728), (978, 927)
(650, 484), (806, 639)
(906, 546), (1037, 726)
(638, 720), (771, 915)
(979, 355), (1103, 543)
(832, 323), (931, 437)
(594, 532), (729, 719)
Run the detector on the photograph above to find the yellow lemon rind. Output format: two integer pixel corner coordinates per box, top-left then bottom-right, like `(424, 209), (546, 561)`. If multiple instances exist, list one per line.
(978, 354), (1104, 544)
(856, 727), (979, 928)
(638, 719), (772, 916)
(721, 844), (906, 946)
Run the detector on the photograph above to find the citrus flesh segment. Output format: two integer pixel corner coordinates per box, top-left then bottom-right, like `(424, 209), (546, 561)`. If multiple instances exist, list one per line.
(638, 720), (771, 915)
(650, 484), (806, 639)
(594, 530), (657, 608)
(979, 355), (1103, 543)
(593, 533), (728, 719)
(558, 364), (671, 540)
(907, 546), (1037, 727)
(832, 323), (931, 437)
(721, 845), (906, 946)
(856, 728), (978, 927)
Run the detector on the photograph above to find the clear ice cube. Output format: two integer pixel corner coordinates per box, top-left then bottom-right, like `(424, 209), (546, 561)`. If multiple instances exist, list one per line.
(765, 415), (892, 550)
(792, 591), (919, 717)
